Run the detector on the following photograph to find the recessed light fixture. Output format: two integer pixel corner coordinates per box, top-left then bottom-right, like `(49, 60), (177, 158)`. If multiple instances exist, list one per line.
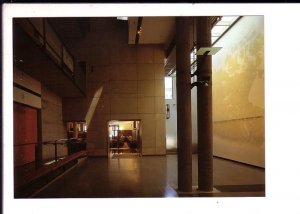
(137, 28), (142, 35)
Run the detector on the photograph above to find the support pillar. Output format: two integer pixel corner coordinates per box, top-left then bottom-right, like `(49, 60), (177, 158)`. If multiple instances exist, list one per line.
(176, 17), (192, 192)
(196, 17), (213, 191)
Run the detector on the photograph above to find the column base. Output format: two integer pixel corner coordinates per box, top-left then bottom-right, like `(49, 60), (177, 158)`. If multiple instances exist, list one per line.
(176, 186), (220, 196)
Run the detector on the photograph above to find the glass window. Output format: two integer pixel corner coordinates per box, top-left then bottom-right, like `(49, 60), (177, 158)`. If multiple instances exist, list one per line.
(165, 77), (173, 99)
(212, 16), (240, 45)
(211, 25), (227, 37)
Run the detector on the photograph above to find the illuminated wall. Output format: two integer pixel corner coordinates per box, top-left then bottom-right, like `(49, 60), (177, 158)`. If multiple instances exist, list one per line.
(212, 16), (264, 167)
(118, 121), (134, 131)
(165, 76), (177, 152)
(63, 18), (166, 156)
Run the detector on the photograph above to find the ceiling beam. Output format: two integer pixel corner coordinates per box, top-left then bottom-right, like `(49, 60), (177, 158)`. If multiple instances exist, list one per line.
(128, 17), (138, 44)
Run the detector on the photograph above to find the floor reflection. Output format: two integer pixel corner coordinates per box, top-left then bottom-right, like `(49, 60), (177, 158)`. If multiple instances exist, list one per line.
(34, 155), (265, 198)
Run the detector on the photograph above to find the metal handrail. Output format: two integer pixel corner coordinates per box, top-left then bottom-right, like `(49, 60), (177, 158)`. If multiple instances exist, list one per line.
(43, 139), (68, 162)
(42, 138), (86, 163)
(42, 139), (68, 145)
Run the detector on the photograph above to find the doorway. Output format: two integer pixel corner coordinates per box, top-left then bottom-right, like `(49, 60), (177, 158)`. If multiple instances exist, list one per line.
(108, 120), (141, 158)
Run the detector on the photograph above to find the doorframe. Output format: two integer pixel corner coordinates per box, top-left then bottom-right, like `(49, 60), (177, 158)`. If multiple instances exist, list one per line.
(106, 119), (142, 158)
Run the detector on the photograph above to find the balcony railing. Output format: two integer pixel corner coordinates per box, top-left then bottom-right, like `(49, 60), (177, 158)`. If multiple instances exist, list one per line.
(43, 138), (86, 165)
(14, 18), (86, 95)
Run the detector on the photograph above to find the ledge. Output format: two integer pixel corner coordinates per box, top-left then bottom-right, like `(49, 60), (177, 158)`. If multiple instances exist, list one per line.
(14, 150), (87, 198)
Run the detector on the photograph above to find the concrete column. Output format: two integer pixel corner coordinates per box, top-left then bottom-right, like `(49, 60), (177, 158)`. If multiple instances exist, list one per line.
(176, 17), (192, 192)
(196, 17), (213, 191)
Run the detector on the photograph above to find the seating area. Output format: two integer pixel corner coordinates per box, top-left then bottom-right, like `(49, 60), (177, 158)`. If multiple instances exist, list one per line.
(110, 140), (139, 154)
(108, 125), (141, 157)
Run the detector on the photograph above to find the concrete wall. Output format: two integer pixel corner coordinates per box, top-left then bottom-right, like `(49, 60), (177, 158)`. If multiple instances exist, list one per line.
(13, 66), (67, 161)
(41, 86), (67, 161)
(63, 18), (166, 156)
(211, 16), (264, 167)
(13, 66), (42, 109)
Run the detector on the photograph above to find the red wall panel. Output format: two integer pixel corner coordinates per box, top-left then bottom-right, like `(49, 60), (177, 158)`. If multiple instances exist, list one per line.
(14, 144), (36, 167)
(14, 103), (38, 167)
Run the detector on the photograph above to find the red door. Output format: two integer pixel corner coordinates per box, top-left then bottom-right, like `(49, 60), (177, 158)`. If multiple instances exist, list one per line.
(14, 103), (38, 167)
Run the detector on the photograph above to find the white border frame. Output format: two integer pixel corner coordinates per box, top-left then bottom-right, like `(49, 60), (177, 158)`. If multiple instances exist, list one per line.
(3, 3), (300, 214)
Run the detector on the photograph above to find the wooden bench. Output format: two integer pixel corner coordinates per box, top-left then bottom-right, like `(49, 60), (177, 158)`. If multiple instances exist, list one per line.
(14, 150), (87, 198)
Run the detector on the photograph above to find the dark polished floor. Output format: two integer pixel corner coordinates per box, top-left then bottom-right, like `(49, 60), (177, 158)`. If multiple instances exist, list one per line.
(33, 155), (265, 198)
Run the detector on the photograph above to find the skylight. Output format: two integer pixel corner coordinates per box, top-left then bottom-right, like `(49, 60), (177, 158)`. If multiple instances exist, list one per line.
(189, 16), (240, 76)
(169, 16), (241, 77)
(211, 16), (240, 45)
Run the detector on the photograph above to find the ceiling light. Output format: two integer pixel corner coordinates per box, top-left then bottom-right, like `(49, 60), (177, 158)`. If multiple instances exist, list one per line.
(137, 28), (142, 35)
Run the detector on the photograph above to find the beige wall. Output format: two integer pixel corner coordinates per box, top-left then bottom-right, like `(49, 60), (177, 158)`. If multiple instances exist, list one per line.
(13, 66), (42, 109)
(13, 66), (67, 161)
(41, 86), (67, 161)
(63, 18), (166, 156)
(212, 16), (264, 167)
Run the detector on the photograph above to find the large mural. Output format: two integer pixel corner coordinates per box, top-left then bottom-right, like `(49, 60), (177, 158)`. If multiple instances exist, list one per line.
(212, 16), (265, 167)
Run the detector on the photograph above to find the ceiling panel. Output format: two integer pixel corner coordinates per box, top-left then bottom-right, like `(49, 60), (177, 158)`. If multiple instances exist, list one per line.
(138, 17), (175, 45)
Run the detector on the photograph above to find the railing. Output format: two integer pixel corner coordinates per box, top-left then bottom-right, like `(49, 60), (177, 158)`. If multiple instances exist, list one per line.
(43, 139), (68, 163)
(14, 18), (86, 95)
(43, 138), (86, 164)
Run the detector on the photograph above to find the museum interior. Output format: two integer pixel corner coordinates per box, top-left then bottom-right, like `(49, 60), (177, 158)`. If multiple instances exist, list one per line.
(12, 16), (265, 198)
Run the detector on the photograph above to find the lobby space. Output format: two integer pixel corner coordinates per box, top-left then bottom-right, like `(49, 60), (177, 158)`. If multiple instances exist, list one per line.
(11, 15), (265, 199)
(33, 155), (265, 198)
